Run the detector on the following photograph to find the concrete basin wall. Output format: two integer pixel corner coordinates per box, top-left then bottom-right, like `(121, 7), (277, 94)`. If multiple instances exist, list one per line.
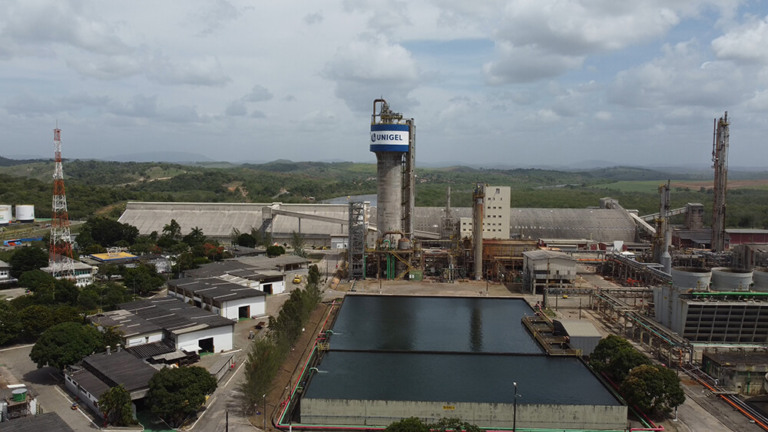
(302, 398), (628, 431)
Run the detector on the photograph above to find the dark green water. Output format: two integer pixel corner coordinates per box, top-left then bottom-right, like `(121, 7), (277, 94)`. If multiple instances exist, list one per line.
(329, 295), (542, 354)
(305, 295), (621, 406)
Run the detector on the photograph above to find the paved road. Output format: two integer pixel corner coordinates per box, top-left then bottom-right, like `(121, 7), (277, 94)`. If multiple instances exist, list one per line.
(0, 344), (99, 430)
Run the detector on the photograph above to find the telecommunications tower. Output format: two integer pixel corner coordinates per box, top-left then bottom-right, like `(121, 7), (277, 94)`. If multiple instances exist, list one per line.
(49, 127), (75, 279)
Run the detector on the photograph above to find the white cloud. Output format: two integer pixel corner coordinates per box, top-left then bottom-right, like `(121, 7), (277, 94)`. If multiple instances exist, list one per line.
(608, 41), (747, 110)
(323, 33), (421, 112)
(712, 16), (768, 64)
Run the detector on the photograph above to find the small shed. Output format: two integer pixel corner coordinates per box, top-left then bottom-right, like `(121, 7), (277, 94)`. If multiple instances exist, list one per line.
(553, 319), (602, 356)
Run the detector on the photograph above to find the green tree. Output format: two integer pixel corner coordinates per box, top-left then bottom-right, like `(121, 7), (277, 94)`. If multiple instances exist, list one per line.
(0, 302), (22, 346)
(18, 270), (56, 293)
(385, 417), (430, 432)
(123, 264), (164, 296)
(240, 338), (284, 414)
(308, 264), (320, 285)
(9, 246), (49, 278)
(158, 219), (182, 249)
(148, 366), (217, 428)
(290, 231), (306, 257)
(620, 364), (685, 418)
(266, 245), (285, 257)
(590, 335), (650, 382)
(29, 322), (103, 369)
(99, 385), (136, 426)
(183, 226), (207, 248)
(236, 232), (257, 248)
(430, 418), (482, 432)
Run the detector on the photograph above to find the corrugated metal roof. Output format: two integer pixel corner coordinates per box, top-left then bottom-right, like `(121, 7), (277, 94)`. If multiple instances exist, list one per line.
(82, 350), (158, 393)
(118, 201), (353, 238)
(90, 309), (162, 337)
(119, 297), (234, 334)
(523, 249), (574, 261)
(2, 412), (75, 432)
(119, 202), (637, 242)
(511, 208), (636, 242)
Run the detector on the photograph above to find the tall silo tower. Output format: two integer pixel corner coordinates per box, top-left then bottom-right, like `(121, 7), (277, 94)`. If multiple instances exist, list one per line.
(370, 99), (415, 240)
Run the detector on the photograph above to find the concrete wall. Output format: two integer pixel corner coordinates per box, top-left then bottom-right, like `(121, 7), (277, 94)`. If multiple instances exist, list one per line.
(176, 325), (233, 352)
(125, 331), (163, 348)
(222, 296), (265, 320)
(302, 398), (627, 431)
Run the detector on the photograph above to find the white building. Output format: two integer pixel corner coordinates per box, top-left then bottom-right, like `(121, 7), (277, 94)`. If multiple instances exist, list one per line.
(522, 249), (577, 294)
(168, 277), (268, 320)
(90, 309), (164, 348)
(0, 260), (11, 284)
(64, 349), (158, 419)
(116, 298), (235, 353)
(459, 186), (511, 240)
(41, 259), (97, 288)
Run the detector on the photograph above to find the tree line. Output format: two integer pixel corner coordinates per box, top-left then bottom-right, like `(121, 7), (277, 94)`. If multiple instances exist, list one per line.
(239, 265), (323, 413)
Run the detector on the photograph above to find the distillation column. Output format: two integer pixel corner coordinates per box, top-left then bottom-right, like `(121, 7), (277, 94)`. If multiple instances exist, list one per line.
(712, 112), (729, 253)
(371, 99), (413, 238)
(473, 183), (485, 280)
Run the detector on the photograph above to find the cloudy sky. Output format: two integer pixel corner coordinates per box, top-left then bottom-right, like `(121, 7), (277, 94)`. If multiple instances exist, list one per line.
(1, 0), (767, 168)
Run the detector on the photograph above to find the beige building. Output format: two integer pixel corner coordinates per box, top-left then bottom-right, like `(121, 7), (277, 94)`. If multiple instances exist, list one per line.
(460, 185), (511, 240)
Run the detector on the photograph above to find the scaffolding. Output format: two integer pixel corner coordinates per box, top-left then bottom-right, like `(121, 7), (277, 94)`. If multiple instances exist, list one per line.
(348, 202), (366, 280)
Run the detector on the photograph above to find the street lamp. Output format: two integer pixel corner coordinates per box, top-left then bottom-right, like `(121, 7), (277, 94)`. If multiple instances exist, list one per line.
(512, 381), (520, 432)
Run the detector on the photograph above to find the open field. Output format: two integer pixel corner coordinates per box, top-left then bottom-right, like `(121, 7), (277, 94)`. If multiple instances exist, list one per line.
(591, 178), (768, 193)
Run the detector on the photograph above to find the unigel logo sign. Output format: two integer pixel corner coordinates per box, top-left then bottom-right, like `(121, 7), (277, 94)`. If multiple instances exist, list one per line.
(370, 124), (410, 153)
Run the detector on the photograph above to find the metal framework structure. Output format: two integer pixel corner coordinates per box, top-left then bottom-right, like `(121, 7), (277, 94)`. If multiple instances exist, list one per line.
(712, 112), (729, 252)
(348, 202), (366, 280)
(49, 128), (75, 279)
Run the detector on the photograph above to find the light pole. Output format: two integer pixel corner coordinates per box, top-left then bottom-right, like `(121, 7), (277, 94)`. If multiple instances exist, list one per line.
(513, 381), (519, 432)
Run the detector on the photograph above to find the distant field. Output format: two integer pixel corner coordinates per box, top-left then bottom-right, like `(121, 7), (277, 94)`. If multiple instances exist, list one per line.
(591, 179), (768, 193)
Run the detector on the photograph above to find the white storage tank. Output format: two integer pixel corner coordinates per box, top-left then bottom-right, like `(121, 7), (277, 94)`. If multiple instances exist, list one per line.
(711, 267), (753, 292)
(0, 204), (11, 226)
(752, 267), (768, 292)
(671, 267), (711, 290)
(15, 204), (35, 223)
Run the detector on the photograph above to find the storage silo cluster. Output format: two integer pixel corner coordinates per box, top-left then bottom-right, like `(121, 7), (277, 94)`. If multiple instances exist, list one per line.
(0, 204), (35, 225)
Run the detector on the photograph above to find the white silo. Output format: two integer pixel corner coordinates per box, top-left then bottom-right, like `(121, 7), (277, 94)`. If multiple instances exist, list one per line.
(711, 267), (753, 292)
(753, 267), (768, 292)
(0, 204), (11, 226)
(671, 267), (712, 290)
(15, 204), (35, 223)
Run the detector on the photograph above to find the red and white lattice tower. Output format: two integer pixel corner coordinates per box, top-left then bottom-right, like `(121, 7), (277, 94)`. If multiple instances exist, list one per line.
(49, 128), (75, 279)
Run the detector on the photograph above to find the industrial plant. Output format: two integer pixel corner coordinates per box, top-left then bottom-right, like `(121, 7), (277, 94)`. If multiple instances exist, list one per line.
(111, 103), (768, 430)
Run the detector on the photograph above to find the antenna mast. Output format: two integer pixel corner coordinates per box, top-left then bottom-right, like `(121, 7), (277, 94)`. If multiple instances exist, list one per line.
(50, 128), (75, 279)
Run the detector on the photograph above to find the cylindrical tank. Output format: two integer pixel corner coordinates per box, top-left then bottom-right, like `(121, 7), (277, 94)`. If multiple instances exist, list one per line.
(11, 388), (27, 402)
(671, 267), (711, 290)
(0, 204), (11, 226)
(376, 153), (403, 237)
(15, 204), (35, 223)
(398, 238), (411, 250)
(752, 267), (768, 292)
(711, 267), (753, 292)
